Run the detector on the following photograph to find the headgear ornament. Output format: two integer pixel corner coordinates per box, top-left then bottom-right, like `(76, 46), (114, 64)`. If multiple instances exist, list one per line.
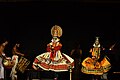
(93, 37), (100, 47)
(51, 25), (63, 37)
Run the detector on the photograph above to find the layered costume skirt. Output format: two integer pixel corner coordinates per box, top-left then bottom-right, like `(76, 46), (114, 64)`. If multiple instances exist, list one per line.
(81, 56), (111, 75)
(33, 51), (74, 72)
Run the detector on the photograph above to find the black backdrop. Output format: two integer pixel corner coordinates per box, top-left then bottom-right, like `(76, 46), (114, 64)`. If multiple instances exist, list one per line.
(1, 1), (120, 76)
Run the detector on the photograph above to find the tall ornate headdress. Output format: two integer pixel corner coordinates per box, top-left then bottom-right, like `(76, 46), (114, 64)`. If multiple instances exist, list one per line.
(51, 25), (63, 37)
(93, 37), (100, 47)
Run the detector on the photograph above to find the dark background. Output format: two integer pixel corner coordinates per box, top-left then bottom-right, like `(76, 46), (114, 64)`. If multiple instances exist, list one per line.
(1, 1), (120, 79)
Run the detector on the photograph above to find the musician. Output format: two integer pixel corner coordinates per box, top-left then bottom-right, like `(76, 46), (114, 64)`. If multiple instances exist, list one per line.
(10, 44), (24, 80)
(0, 41), (8, 80)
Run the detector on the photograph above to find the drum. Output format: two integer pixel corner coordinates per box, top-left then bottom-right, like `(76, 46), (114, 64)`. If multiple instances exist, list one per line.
(16, 56), (30, 73)
(3, 57), (14, 69)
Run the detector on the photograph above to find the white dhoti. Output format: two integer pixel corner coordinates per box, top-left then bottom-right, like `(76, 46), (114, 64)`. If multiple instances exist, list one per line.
(0, 57), (4, 79)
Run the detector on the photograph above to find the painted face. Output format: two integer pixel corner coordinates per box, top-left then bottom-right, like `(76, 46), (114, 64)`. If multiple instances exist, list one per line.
(51, 37), (60, 43)
(53, 37), (57, 42)
(95, 41), (99, 45)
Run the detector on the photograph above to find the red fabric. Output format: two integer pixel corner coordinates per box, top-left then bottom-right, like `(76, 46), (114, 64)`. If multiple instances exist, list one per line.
(46, 43), (62, 60)
(40, 62), (69, 70)
(34, 58), (39, 63)
(54, 46), (61, 51)
(50, 52), (55, 60)
(46, 46), (51, 52)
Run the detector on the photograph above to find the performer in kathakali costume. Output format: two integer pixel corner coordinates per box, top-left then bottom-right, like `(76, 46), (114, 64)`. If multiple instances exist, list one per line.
(32, 25), (74, 72)
(81, 37), (111, 76)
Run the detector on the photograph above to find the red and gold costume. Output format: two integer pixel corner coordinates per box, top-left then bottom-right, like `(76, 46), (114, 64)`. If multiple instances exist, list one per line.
(32, 25), (74, 72)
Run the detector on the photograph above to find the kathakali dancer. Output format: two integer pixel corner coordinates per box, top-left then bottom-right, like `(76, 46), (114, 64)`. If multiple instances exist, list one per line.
(32, 25), (74, 72)
(81, 37), (111, 76)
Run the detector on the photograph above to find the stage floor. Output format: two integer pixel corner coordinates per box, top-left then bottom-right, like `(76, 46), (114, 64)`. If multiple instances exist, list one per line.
(4, 69), (120, 80)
